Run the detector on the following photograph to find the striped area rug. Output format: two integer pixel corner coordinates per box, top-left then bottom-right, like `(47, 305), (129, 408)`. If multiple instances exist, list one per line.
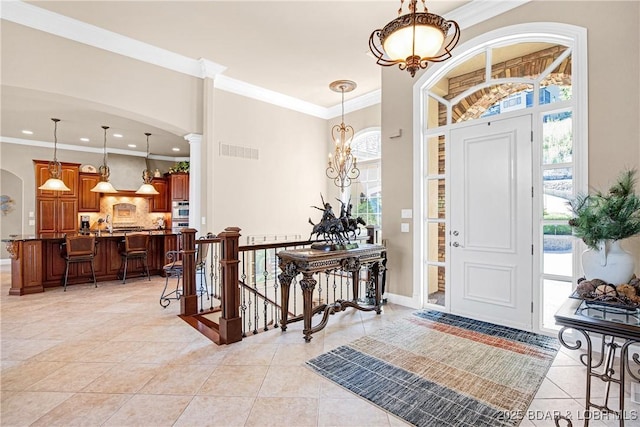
(307, 311), (559, 427)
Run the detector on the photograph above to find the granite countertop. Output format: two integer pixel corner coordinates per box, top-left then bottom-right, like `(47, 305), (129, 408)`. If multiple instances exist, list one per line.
(2, 229), (180, 242)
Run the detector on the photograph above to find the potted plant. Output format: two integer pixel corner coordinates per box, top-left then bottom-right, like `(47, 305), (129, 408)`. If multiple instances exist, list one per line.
(168, 161), (189, 174)
(568, 168), (640, 284)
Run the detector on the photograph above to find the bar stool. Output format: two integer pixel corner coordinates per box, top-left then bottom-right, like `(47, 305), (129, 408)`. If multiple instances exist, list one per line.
(118, 233), (150, 284)
(60, 234), (97, 291)
(159, 237), (211, 307)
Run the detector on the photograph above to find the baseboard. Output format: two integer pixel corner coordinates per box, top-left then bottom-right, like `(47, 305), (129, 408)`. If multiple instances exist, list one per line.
(385, 292), (421, 309)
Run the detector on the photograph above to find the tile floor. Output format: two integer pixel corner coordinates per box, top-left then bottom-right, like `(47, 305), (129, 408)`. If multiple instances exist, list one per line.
(1, 266), (638, 427)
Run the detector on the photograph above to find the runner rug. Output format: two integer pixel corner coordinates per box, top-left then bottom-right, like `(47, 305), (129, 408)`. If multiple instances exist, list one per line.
(306, 310), (560, 427)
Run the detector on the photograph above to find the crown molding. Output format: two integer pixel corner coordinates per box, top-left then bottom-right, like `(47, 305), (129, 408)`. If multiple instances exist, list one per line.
(326, 89), (382, 120)
(214, 75), (329, 119)
(1, 136), (184, 161)
(449, 0), (531, 29)
(1, 0), (529, 119)
(0, 0), (224, 79)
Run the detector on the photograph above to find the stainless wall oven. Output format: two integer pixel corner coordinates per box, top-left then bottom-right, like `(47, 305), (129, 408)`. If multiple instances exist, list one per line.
(172, 201), (189, 219)
(171, 201), (189, 230)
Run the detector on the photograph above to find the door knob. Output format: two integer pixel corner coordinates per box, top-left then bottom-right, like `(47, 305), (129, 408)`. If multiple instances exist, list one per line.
(452, 231), (459, 236)
(452, 242), (461, 247)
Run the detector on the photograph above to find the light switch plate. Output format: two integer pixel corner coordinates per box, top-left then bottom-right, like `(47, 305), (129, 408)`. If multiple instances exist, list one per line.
(401, 209), (412, 219)
(401, 223), (410, 233)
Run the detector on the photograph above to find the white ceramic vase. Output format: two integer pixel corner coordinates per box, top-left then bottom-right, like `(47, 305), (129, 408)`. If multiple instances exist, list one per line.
(581, 239), (635, 284)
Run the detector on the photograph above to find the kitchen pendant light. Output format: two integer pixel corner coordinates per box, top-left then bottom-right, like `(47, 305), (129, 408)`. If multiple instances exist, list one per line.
(90, 125), (118, 193)
(135, 132), (159, 195)
(38, 118), (71, 192)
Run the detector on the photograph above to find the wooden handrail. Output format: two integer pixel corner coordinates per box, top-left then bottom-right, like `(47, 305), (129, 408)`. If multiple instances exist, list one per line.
(179, 224), (379, 345)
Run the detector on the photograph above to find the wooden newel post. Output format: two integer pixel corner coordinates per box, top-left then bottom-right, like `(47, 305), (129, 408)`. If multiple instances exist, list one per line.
(180, 228), (198, 316)
(218, 227), (242, 344)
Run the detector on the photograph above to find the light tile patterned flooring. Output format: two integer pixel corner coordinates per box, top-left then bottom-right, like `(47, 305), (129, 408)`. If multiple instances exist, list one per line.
(1, 266), (638, 427)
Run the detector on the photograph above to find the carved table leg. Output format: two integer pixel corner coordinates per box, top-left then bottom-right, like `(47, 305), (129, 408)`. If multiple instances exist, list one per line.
(277, 261), (296, 332)
(372, 260), (382, 314)
(300, 271), (317, 342)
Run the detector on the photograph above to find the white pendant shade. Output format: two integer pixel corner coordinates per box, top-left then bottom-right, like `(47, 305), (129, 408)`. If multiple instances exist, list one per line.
(91, 125), (118, 193)
(383, 24), (445, 60)
(39, 177), (71, 192)
(136, 132), (159, 195)
(135, 183), (159, 195)
(90, 180), (118, 193)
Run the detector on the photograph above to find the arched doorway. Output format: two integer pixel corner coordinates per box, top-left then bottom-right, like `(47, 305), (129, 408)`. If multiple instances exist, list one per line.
(413, 23), (587, 332)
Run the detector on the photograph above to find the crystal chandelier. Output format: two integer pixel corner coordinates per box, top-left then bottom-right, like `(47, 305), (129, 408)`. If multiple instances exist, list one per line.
(326, 80), (359, 193)
(135, 132), (159, 195)
(38, 118), (71, 191)
(90, 125), (118, 193)
(369, 0), (460, 77)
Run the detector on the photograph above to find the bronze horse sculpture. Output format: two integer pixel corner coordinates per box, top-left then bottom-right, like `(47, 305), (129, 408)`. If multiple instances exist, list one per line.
(308, 195), (366, 247)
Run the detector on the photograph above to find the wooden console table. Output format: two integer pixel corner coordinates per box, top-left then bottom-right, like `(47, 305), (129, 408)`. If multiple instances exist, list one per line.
(277, 244), (386, 342)
(554, 298), (640, 426)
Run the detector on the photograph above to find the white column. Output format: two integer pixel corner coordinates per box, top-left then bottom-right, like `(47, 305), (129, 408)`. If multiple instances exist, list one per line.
(201, 59), (218, 235)
(185, 58), (225, 236)
(184, 133), (202, 233)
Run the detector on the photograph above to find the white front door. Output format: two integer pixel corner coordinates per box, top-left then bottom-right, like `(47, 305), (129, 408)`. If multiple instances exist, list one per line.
(449, 115), (533, 330)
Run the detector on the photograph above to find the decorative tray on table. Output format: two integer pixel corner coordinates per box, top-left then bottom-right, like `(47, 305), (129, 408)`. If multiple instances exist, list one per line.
(570, 290), (640, 311)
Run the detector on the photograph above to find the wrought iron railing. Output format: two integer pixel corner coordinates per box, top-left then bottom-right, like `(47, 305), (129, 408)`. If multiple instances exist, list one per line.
(176, 226), (379, 344)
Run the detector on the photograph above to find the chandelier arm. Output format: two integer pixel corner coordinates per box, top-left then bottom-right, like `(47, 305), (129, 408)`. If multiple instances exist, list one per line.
(442, 20), (461, 54)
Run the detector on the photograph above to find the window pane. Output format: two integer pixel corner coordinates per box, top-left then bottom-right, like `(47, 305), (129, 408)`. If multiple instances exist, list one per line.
(543, 279), (572, 330)
(443, 51), (487, 93)
(427, 136), (445, 175)
(427, 179), (445, 219)
(543, 168), (573, 218)
(542, 111), (573, 164)
(491, 43), (566, 80)
(427, 265), (445, 306)
(427, 222), (445, 262)
(543, 235), (573, 276)
(351, 132), (381, 161)
(540, 55), (572, 105)
(427, 95), (447, 128)
(454, 84), (534, 123)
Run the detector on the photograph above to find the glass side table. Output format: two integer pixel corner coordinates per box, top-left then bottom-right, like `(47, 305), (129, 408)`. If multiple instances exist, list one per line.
(554, 298), (640, 426)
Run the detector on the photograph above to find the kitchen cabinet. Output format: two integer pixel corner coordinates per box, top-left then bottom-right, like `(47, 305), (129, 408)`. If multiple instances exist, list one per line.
(149, 178), (170, 212)
(168, 173), (189, 201)
(34, 160), (80, 234)
(35, 161), (78, 198)
(37, 198), (78, 234)
(79, 172), (101, 212)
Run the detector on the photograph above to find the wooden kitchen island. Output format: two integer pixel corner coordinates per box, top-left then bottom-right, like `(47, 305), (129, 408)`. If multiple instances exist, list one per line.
(3, 230), (181, 295)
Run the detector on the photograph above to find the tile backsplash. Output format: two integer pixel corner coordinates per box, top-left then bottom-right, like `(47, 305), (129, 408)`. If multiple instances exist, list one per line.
(80, 196), (170, 230)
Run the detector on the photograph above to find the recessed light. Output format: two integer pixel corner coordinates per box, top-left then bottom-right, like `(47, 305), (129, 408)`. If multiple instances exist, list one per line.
(113, 133), (123, 138)
(21, 130), (33, 135)
(128, 144), (137, 148)
(172, 147), (180, 152)
(80, 137), (90, 142)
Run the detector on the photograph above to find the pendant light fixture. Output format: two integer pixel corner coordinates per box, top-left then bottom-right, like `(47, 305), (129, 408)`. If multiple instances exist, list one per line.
(326, 80), (359, 193)
(90, 125), (118, 193)
(38, 118), (71, 191)
(135, 132), (159, 195)
(369, 0), (460, 77)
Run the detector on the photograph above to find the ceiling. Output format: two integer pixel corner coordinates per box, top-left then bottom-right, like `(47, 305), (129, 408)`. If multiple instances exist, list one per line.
(1, 0), (472, 158)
